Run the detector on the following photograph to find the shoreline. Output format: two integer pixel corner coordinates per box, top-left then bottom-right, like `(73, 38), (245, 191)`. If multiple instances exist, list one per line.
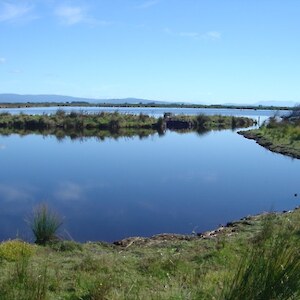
(238, 129), (300, 159)
(112, 206), (299, 248)
(1, 204), (299, 298)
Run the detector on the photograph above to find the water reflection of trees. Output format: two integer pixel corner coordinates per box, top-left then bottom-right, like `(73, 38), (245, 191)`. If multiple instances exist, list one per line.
(0, 114), (255, 142)
(0, 127), (160, 142)
(0, 124), (252, 142)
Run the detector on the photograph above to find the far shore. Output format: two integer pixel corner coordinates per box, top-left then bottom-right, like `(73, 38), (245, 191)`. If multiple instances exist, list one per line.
(0, 101), (292, 111)
(0, 111), (255, 139)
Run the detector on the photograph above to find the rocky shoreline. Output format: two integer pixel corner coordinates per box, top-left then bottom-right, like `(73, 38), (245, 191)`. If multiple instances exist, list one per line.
(113, 207), (300, 248)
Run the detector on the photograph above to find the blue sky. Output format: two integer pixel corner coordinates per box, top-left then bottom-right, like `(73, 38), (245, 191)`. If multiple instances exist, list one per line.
(0, 0), (300, 104)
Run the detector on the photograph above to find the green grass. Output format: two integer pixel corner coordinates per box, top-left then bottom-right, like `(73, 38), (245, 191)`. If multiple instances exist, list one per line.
(222, 214), (300, 299)
(240, 117), (300, 158)
(0, 111), (160, 132)
(1, 210), (300, 299)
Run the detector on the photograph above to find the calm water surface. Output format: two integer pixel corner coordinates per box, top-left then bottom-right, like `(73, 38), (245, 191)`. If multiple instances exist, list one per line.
(0, 108), (298, 242)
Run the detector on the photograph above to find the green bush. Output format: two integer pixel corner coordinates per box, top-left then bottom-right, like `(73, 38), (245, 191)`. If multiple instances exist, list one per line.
(0, 240), (36, 261)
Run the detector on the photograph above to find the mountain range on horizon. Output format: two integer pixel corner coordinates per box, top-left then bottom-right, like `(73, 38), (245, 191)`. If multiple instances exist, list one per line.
(0, 93), (298, 108)
(0, 93), (169, 105)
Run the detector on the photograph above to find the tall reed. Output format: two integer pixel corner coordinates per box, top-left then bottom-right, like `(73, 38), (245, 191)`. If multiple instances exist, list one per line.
(28, 203), (63, 245)
(222, 214), (300, 300)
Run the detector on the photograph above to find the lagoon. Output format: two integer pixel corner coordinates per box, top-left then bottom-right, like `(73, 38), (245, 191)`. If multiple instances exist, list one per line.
(0, 108), (298, 242)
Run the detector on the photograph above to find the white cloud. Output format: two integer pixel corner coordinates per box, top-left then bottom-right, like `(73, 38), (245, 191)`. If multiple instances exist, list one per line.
(54, 182), (84, 201)
(53, 180), (110, 202)
(137, 0), (159, 9)
(55, 4), (109, 26)
(204, 31), (222, 40)
(0, 184), (36, 202)
(164, 28), (221, 41)
(9, 69), (22, 74)
(163, 27), (172, 34)
(0, 2), (35, 23)
(0, 57), (6, 64)
(179, 32), (199, 38)
(55, 5), (86, 25)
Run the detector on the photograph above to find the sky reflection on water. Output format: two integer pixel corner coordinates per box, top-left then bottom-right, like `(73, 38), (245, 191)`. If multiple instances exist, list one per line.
(0, 126), (299, 242)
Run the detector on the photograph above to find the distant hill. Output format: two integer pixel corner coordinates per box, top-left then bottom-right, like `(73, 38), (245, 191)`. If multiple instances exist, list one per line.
(0, 94), (169, 105)
(254, 101), (299, 108)
(0, 94), (298, 108)
(223, 101), (299, 108)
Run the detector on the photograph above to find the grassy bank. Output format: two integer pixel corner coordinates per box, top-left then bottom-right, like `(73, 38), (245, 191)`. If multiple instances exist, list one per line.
(239, 115), (300, 159)
(1, 209), (300, 299)
(0, 111), (254, 139)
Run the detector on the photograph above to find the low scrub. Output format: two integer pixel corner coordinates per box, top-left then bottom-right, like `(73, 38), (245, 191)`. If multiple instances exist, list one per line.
(0, 240), (36, 262)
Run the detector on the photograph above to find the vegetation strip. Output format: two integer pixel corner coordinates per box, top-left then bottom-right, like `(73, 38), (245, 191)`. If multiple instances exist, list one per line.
(0, 111), (254, 139)
(239, 110), (300, 159)
(0, 101), (292, 111)
(239, 130), (300, 159)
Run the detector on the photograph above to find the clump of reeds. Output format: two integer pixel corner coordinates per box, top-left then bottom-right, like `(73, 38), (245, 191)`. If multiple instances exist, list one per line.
(28, 203), (63, 245)
(222, 214), (300, 300)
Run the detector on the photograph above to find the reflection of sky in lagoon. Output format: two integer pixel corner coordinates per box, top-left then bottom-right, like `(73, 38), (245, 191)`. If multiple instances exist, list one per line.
(0, 128), (299, 242)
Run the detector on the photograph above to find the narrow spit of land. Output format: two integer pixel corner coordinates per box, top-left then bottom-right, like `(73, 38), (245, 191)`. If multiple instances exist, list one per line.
(0, 111), (254, 139)
(1, 208), (300, 299)
(0, 101), (292, 111)
(239, 112), (300, 159)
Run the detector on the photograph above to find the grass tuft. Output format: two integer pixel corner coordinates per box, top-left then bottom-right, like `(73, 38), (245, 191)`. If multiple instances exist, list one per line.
(28, 203), (63, 245)
(222, 214), (300, 300)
